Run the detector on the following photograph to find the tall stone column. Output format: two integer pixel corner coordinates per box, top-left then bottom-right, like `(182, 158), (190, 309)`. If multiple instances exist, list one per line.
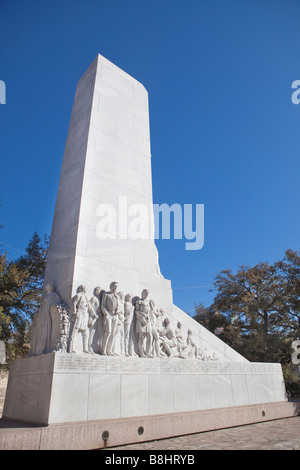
(44, 54), (173, 311)
(40, 54), (249, 360)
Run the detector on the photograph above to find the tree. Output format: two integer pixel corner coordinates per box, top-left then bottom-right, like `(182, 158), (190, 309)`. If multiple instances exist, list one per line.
(194, 250), (300, 393)
(0, 232), (49, 362)
(271, 250), (300, 339)
(194, 302), (245, 354)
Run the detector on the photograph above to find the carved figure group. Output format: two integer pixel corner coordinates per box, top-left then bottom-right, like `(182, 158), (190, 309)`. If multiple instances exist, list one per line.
(29, 280), (219, 361)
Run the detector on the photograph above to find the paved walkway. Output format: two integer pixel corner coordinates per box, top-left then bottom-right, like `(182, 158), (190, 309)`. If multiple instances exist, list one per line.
(106, 416), (300, 450)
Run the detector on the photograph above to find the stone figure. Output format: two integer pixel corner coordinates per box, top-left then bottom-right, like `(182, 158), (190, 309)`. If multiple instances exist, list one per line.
(135, 289), (152, 358)
(186, 329), (202, 359)
(158, 308), (165, 329)
(124, 293), (136, 356)
(88, 286), (101, 353)
(158, 317), (178, 357)
(115, 291), (125, 355)
(101, 281), (119, 356)
(69, 285), (92, 353)
(149, 299), (163, 357)
(56, 305), (70, 353)
(154, 307), (168, 357)
(30, 281), (62, 356)
(175, 321), (188, 356)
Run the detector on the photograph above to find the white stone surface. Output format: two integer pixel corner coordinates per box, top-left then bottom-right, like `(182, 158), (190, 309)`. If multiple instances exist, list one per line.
(44, 54), (172, 311)
(88, 374), (121, 420)
(3, 353), (287, 425)
(149, 374), (174, 415)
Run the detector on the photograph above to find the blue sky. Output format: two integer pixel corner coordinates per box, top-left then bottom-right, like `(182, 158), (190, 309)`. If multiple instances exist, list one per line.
(0, 0), (299, 314)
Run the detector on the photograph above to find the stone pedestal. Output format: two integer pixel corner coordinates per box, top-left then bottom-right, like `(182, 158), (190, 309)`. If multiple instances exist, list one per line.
(3, 353), (287, 426)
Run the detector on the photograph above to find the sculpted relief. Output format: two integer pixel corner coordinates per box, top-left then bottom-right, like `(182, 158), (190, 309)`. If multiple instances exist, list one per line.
(30, 281), (219, 361)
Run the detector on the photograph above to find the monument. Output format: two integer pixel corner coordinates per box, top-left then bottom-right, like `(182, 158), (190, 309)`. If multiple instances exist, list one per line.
(2, 54), (296, 449)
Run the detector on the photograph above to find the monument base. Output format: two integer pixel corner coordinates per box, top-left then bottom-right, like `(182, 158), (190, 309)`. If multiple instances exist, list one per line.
(1, 401), (299, 450)
(3, 352), (288, 426)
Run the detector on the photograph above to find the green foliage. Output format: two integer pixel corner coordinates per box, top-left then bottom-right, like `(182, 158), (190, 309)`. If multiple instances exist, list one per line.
(0, 232), (49, 363)
(282, 364), (300, 397)
(194, 250), (300, 395)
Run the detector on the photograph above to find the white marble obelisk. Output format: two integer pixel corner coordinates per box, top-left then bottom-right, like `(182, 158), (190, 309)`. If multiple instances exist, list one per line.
(44, 54), (177, 356)
(45, 54), (172, 310)
(44, 54), (244, 360)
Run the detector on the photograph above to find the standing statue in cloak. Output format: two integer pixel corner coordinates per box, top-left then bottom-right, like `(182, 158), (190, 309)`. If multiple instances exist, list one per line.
(30, 281), (63, 356)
